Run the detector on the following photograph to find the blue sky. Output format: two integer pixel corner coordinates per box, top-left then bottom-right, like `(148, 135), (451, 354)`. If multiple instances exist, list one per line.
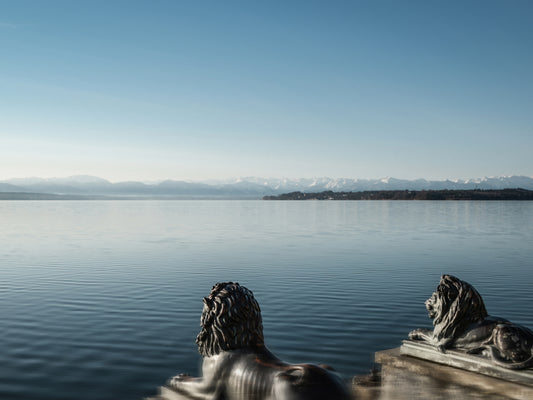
(1, 0), (532, 182)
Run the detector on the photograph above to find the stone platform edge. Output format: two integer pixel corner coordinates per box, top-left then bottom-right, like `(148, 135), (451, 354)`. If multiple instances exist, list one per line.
(399, 340), (533, 387)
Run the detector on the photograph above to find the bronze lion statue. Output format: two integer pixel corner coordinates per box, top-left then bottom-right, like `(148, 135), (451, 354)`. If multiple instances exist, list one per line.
(409, 274), (533, 369)
(168, 282), (351, 400)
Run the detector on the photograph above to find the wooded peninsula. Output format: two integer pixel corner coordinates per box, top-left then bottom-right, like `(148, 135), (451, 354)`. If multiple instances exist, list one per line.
(263, 189), (533, 201)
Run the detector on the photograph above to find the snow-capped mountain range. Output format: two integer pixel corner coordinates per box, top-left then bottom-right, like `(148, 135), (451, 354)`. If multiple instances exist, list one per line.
(1, 175), (533, 198)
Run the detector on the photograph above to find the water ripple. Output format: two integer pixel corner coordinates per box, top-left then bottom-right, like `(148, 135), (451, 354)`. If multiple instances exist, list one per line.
(1, 200), (532, 399)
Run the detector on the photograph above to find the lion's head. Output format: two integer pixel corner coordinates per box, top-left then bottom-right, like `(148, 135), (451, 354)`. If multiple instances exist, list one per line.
(428, 274), (488, 341)
(195, 282), (265, 357)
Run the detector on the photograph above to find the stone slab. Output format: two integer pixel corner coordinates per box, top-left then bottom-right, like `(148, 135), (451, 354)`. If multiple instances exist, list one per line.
(375, 347), (533, 400)
(400, 340), (533, 386)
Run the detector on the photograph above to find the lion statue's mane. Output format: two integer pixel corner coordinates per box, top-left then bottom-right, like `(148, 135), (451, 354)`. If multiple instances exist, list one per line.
(196, 281), (265, 357)
(168, 282), (351, 400)
(409, 274), (533, 370)
(430, 274), (488, 343)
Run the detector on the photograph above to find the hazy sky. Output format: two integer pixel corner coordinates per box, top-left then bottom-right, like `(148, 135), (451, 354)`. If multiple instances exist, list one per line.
(1, 0), (532, 182)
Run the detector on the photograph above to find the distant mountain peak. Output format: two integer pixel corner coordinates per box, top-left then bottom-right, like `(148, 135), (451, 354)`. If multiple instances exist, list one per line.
(50, 175), (112, 184)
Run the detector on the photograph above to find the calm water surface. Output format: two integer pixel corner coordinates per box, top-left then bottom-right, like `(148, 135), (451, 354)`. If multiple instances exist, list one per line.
(1, 200), (532, 399)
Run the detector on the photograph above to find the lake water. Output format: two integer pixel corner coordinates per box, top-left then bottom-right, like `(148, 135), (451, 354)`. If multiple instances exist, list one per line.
(1, 200), (532, 400)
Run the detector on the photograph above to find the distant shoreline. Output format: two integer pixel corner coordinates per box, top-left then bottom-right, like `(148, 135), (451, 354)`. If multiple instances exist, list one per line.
(263, 189), (533, 201)
(3, 189), (533, 201)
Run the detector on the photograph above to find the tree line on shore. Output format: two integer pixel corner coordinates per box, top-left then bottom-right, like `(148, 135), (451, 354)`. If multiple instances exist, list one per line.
(263, 189), (533, 201)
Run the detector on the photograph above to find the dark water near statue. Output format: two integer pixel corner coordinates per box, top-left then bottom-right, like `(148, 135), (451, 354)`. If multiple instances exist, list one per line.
(1, 200), (532, 400)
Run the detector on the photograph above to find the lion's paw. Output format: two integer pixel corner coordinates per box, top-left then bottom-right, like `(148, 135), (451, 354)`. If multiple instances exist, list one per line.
(168, 373), (190, 387)
(408, 329), (422, 340)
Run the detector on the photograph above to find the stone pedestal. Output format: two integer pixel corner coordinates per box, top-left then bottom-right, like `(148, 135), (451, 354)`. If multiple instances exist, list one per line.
(400, 340), (533, 386)
(369, 342), (533, 400)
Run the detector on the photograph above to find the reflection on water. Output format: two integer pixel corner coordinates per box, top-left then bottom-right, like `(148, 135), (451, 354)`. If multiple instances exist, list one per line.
(0, 200), (532, 399)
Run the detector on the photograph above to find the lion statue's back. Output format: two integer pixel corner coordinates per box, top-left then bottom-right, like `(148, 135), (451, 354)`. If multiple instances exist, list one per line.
(222, 350), (350, 400)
